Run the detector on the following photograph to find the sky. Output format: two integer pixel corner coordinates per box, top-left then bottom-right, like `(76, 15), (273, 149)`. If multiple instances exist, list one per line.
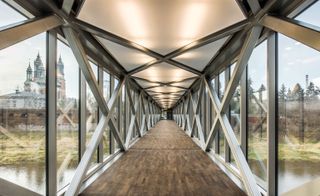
(0, 1), (319, 98)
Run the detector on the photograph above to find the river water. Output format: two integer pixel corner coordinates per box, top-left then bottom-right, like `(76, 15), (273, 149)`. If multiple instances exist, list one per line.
(0, 161), (319, 194)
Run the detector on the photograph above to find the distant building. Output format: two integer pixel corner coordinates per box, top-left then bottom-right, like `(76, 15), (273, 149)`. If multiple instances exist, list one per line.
(0, 53), (78, 131)
(0, 53), (66, 109)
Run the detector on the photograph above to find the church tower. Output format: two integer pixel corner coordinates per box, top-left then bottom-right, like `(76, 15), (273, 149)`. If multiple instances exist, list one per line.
(33, 52), (45, 80)
(33, 52), (46, 94)
(57, 55), (66, 100)
(26, 62), (32, 81)
(24, 62), (33, 92)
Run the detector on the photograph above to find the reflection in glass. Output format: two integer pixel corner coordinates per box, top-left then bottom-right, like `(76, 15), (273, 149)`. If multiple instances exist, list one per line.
(230, 63), (240, 165)
(210, 79), (216, 151)
(0, 33), (46, 194)
(247, 41), (267, 188)
(103, 71), (110, 158)
(278, 34), (320, 195)
(86, 62), (98, 166)
(56, 41), (79, 190)
(218, 71), (225, 157)
(295, 1), (320, 27)
(0, 1), (27, 27)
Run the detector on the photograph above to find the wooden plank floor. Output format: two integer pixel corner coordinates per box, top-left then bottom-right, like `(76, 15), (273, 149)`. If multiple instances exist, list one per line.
(81, 120), (246, 196)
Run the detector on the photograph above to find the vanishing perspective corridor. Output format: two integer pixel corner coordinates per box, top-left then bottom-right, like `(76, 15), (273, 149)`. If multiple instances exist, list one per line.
(81, 120), (246, 196)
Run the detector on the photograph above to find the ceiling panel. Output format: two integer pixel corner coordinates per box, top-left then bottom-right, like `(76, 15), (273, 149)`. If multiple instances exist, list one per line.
(96, 36), (155, 71)
(133, 62), (196, 83)
(135, 79), (160, 88)
(173, 36), (230, 71)
(78, 0), (245, 54)
(154, 94), (181, 99)
(147, 86), (184, 93)
(149, 92), (184, 97)
(170, 78), (196, 88)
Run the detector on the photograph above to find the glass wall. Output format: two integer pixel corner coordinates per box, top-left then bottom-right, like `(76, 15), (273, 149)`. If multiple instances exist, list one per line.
(0, 1), (159, 195)
(210, 79), (217, 151)
(247, 41), (268, 188)
(218, 71), (225, 157)
(0, 1), (27, 26)
(86, 62), (98, 166)
(56, 40), (79, 190)
(0, 32), (47, 194)
(103, 71), (110, 158)
(230, 63), (240, 165)
(294, 1), (320, 27)
(278, 34), (320, 194)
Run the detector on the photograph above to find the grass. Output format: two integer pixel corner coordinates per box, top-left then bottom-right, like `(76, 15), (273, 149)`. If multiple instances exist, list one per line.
(0, 129), (319, 165)
(0, 130), (110, 166)
(248, 132), (320, 162)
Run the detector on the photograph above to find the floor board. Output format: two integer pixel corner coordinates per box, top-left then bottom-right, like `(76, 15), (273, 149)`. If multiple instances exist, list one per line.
(81, 120), (246, 196)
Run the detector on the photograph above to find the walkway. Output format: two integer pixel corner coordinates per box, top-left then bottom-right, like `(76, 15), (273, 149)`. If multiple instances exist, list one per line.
(81, 120), (246, 196)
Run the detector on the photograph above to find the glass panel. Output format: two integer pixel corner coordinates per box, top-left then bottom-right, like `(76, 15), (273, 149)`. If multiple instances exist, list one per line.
(295, 1), (320, 27)
(218, 71), (225, 157)
(278, 34), (320, 195)
(86, 62), (98, 166)
(56, 41), (79, 190)
(113, 77), (120, 150)
(0, 1), (27, 27)
(0, 33), (46, 194)
(210, 79), (216, 151)
(103, 71), (110, 158)
(121, 86), (126, 141)
(247, 41), (267, 188)
(230, 89), (240, 164)
(218, 71), (225, 100)
(230, 63), (240, 165)
(103, 71), (110, 102)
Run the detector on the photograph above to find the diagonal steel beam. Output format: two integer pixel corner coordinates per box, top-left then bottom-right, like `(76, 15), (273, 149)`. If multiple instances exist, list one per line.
(247, 0), (261, 14)
(63, 27), (108, 114)
(126, 20), (249, 76)
(204, 78), (260, 196)
(65, 79), (126, 196)
(203, 26), (263, 196)
(80, 31), (126, 73)
(62, 0), (75, 14)
(73, 19), (201, 75)
(220, 26), (262, 113)
(140, 94), (149, 133)
(190, 79), (205, 144)
(74, 19), (249, 77)
(62, 26), (125, 151)
(0, 15), (63, 50)
(261, 15), (320, 52)
(125, 99), (140, 147)
(183, 94), (191, 132)
(132, 76), (199, 87)
(125, 80), (142, 137)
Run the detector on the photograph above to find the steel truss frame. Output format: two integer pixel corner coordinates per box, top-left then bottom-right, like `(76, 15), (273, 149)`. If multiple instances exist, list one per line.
(173, 1), (320, 196)
(0, 0), (319, 195)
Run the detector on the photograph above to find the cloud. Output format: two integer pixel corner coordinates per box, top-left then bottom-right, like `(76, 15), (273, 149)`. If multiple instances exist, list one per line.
(312, 77), (320, 87)
(301, 56), (320, 64)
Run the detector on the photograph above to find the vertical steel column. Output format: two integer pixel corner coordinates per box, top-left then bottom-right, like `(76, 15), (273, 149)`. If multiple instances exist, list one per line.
(98, 66), (104, 163)
(110, 75), (115, 154)
(267, 33), (278, 196)
(117, 87), (121, 141)
(201, 85), (206, 140)
(147, 99), (151, 128)
(46, 30), (57, 196)
(240, 67), (248, 158)
(79, 72), (86, 158)
(214, 77), (219, 153)
(225, 68), (231, 162)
